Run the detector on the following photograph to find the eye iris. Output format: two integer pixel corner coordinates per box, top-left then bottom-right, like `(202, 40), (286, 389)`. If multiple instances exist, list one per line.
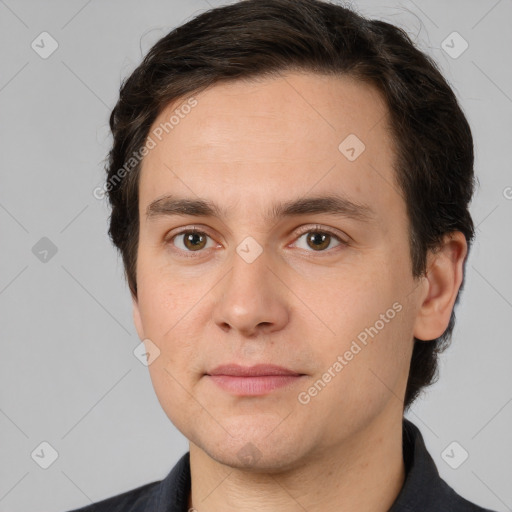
(179, 231), (334, 252)
(307, 232), (330, 251)
(184, 231), (206, 251)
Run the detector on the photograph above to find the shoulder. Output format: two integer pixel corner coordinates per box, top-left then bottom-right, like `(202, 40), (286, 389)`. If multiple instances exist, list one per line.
(65, 480), (160, 512)
(394, 420), (498, 512)
(63, 452), (191, 512)
(434, 474), (497, 512)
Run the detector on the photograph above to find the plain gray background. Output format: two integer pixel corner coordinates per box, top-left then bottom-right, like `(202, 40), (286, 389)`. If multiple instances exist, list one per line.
(0, 0), (511, 511)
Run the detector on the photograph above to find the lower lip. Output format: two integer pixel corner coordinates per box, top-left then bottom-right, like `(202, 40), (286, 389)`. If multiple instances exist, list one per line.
(207, 375), (303, 395)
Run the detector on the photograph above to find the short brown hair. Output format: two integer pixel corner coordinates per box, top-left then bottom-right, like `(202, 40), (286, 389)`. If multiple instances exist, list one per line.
(104, 0), (475, 410)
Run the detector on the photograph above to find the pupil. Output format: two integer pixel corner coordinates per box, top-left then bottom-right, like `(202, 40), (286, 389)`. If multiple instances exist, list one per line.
(186, 232), (204, 250)
(308, 232), (329, 250)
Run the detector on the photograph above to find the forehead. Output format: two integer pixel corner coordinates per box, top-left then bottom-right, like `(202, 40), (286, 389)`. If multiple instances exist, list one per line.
(139, 71), (400, 218)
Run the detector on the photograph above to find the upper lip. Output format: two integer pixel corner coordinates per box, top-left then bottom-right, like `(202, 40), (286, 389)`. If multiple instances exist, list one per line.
(207, 364), (303, 377)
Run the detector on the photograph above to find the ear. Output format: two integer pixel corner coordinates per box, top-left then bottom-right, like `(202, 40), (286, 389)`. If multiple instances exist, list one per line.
(132, 294), (145, 340)
(413, 232), (468, 341)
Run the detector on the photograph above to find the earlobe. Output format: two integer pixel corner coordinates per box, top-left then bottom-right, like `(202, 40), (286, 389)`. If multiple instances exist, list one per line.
(413, 232), (468, 341)
(132, 295), (145, 340)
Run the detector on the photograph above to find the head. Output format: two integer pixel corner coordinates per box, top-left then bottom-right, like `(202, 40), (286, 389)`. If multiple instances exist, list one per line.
(104, 0), (474, 468)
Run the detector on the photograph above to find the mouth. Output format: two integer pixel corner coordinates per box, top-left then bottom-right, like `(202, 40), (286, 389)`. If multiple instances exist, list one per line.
(205, 364), (306, 396)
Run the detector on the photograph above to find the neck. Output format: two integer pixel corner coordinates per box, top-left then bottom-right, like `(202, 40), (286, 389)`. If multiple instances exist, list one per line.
(188, 412), (406, 512)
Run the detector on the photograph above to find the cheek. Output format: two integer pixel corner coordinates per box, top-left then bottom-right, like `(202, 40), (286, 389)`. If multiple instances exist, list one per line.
(298, 299), (412, 437)
(137, 287), (173, 338)
(300, 261), (412, 384)
(138, 271), (203, 427)
(299, 267), (392, 342)
(136, 254), (208, 369)
(136, 254), (196, 335)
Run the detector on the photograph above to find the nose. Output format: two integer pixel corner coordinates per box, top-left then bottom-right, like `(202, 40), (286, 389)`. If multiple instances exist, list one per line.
(212, 245), (290, 338)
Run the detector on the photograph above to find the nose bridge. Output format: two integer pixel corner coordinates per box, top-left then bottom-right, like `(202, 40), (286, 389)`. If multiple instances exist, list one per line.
(213, 237), (289, 335)
(226, 237), (272, 305)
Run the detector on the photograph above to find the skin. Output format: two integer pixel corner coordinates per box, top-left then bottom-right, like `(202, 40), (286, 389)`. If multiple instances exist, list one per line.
(132, 71), (467, 512)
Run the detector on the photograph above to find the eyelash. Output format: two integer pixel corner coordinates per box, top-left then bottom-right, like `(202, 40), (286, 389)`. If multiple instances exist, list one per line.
(165, 225), (348, 258)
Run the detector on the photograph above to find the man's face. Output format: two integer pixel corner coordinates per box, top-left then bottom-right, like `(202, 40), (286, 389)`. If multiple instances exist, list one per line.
(134, 72), (422, 470)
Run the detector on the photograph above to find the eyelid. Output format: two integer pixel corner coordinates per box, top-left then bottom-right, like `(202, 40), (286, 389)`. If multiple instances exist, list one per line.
(165, 225), (216, 243)
(165, 223), (349, 255)
(165, 225), (219, 251)
(292, 224), (349, 243)
(289, 224), (350, 254)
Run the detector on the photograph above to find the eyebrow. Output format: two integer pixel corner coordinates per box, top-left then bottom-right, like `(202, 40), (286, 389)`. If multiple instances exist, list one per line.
(146, 194), (375, 223)
(146, 194), (376, 222)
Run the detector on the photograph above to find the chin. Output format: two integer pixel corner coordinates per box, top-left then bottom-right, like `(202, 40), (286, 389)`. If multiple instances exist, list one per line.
(205, 443), (306, 474)
(189, 414), (316, 473)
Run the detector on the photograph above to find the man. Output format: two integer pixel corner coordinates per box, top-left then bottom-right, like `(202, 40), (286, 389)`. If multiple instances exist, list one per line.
(69, 0), (496, 510)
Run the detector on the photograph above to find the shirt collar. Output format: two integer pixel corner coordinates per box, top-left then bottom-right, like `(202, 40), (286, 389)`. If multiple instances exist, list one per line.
(389, 418), (444, 510)
(149, 418), (475, 512)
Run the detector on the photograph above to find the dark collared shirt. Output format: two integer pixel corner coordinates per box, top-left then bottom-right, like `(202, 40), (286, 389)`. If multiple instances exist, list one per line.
(66, 419), (496, 511)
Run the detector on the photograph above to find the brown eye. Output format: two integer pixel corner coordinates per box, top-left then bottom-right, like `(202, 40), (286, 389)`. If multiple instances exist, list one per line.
(292, 227), (346, 253)
(183, 231), (207, 251)
(306, 232), (332, 251)
(171, 229), (215, 253)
